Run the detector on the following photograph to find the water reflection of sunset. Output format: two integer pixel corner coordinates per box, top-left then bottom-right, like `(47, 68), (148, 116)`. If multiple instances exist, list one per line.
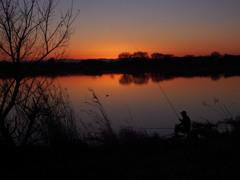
(55, 74), (240, 134)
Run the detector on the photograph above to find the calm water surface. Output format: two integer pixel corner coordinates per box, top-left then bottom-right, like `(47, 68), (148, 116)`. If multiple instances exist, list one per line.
(55, 74), (240, 135)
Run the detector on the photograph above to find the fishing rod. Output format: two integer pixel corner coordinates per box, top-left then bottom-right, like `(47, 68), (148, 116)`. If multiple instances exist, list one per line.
(157, 83), (180, 120)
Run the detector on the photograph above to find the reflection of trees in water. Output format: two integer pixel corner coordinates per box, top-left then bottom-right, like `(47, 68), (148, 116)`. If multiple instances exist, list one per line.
(132, 74), (150, 85)
(211, 75), (221, 81)
(119, 72), (227, 85)
(119, 73), (150, 85)
(119, 74), (133, 85)
(119, 73), (174, 85)
(151, 73), (174, 82)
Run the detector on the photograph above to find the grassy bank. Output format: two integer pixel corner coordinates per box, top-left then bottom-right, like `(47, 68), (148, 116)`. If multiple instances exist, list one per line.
(1, 119), (240, 180)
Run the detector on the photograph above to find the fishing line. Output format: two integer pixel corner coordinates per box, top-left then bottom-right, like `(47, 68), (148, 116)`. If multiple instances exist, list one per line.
(157, 83), (180, 120)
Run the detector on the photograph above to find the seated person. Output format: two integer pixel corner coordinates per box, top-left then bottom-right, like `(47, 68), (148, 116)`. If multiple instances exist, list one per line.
(175, 111), (191, 136)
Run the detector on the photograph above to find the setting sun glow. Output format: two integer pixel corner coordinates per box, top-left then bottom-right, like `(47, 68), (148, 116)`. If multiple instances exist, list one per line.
(60, 0), (240, 59)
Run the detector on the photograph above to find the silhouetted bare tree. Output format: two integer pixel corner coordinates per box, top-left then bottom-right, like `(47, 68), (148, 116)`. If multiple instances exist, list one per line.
(211, 52), (222, 58)
(118, 52), (132, 59)
(132, 51), (149, 59)
(0, 0), (78, 146)
(151, 53), (164, 60)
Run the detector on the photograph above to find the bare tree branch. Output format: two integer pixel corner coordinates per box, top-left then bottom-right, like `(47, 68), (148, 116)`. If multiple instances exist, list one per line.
(0, 0), (79, 146)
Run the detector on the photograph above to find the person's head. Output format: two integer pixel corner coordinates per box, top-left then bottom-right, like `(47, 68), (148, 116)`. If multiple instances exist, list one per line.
(181, 111), (187, 116)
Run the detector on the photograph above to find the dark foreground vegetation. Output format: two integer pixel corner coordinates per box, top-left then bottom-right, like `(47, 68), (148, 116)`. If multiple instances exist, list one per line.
(1, 54), (240, 78)
(1, 116), (240, 180)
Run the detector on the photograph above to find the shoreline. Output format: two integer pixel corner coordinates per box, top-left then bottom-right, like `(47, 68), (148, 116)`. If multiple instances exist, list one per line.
(1, 55), (240, 78)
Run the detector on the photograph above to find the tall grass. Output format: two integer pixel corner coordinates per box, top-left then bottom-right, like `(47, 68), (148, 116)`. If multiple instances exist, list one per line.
(80, 89), (162, 146)
(82, 89), (117, 145)
(202, 98), (234, 121)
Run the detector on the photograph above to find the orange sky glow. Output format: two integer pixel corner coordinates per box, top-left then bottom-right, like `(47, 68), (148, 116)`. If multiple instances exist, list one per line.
(60, 0), (240, 59)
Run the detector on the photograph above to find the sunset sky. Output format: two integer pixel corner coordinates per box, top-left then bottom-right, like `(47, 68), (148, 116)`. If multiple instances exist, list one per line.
(63, 0), (240, 59)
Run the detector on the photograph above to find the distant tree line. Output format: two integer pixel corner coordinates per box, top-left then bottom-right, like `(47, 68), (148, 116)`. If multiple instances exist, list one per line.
(1, 52), (240, 79)
(118, 51), (174, 60)
(118, 51), (225, 60)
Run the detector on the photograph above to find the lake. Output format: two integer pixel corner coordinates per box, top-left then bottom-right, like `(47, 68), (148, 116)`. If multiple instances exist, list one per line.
(54, 73), (240, 136)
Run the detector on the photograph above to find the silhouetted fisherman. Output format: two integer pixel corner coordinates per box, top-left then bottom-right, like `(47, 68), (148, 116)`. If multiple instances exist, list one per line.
(174, 111), (191, 137)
